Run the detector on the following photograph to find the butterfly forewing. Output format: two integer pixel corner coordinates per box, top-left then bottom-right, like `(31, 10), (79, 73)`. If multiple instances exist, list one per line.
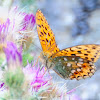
(52, 44), (100, 63)
(36, 10), (59, 56)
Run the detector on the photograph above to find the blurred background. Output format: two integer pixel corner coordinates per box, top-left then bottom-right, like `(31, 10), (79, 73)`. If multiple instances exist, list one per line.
(0, 0), (100, 99)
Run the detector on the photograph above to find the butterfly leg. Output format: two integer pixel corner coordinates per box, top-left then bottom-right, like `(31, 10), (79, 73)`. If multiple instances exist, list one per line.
(33, 55), (40, 67)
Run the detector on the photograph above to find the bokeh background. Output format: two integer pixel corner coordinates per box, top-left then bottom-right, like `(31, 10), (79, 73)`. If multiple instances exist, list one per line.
(0, 0), (100, 100)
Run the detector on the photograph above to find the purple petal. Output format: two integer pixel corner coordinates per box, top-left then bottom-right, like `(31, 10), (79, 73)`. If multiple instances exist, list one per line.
(21, 14), (35, 31)
(23, 62), (51, 92)
(0, 18), (10, 42)
(4, 42), (22, 64)
(0, 83), (4, 88)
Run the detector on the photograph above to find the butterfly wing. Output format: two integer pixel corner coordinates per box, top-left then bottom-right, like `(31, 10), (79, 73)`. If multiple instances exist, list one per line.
(53, 56), (96, 80)
(52, 44), (100, 62)
(36, 10), (59, 56)
(52, 44), (100, 80)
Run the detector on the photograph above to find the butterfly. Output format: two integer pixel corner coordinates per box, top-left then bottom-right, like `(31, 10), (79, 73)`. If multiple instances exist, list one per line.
(36, 10), (100, 80)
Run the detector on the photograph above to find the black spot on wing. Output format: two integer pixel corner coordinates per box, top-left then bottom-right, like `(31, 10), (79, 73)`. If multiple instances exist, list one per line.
(71, 54), (76, 56)
(46, 39), (48, 42)
(77, 51), (82, 54)
(41, 32), (43, 35)
(85, 57), (88, 60)
(91, 58), (94, 61)
(84, 54), (88, 56)
(45, 27), (47, 30)
(87, 51), (90, 53)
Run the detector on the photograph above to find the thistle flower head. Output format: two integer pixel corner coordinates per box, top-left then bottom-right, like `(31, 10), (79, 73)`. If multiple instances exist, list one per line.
(22, 13), (35, 31)
(0, 7), (36, 50)
(40, 82), (68, 100)
(23, 62), (51, 92)
(3, 41), (22, 69)
(19, 13), (36, 49)
(23, 62), (68, 100)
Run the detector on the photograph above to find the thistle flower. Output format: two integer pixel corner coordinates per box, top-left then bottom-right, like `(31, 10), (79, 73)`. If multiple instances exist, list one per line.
(21, 13), (35, 31)
(23, 62), (68, 100)
(23, 62), (51, 92)
(40, 82), (68, 100)
(0, 41), (25, 99)
(19, 13), (36, 49)
(3, 41), (22, 69)
(3, 42), (23, 89)
(0, 7), (36, 49)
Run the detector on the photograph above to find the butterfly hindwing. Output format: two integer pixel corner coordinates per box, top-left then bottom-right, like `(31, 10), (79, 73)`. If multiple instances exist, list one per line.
(36, 10), (59, 56)
(53, 56), (96, 80)
(51, 44), (100, 80)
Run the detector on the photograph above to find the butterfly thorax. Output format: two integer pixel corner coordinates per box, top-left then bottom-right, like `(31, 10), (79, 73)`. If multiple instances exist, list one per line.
(40, 52), (55, 69)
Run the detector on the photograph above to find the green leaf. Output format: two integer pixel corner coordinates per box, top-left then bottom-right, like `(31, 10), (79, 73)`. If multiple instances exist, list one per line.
(22, 53), (33, 66)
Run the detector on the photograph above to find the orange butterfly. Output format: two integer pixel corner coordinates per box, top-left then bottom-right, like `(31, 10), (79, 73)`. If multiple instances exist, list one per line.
(36, 10), (100, 80)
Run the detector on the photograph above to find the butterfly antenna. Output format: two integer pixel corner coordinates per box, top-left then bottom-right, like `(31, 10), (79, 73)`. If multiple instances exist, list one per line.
(41, 67), (47, 77)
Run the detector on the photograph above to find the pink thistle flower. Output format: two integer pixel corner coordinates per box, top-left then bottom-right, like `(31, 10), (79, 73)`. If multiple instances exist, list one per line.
(0, 7), (36, 49)
(3, 41), (22, 69)
(0, 82), (4, 89)
(21, 14), (35, 31)
(23, 62), (51, 92)
(0, 18), (10, 43)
